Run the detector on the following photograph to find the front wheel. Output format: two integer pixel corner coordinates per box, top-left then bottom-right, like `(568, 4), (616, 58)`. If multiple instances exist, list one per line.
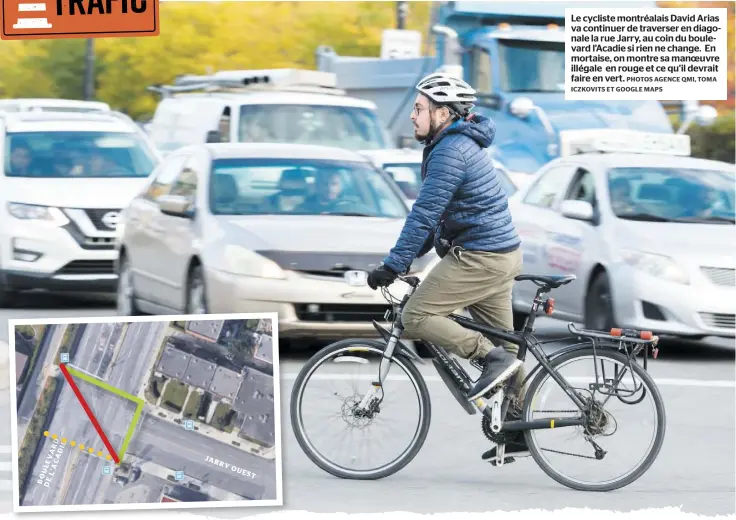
(290, 339), (432, 480)
(522, 347), (666, 492)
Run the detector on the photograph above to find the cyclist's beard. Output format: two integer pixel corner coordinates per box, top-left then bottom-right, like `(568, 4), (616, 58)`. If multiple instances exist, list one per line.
(415, 116), (443, 145)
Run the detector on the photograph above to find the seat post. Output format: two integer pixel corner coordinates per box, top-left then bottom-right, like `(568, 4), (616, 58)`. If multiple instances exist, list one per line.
(524, 286), (548, 334)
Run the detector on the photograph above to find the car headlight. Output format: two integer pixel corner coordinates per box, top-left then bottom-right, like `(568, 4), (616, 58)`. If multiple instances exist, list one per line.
(7, 202), (69, 227)
(620, 249), (689, 285)
(222, 245), (286, 279)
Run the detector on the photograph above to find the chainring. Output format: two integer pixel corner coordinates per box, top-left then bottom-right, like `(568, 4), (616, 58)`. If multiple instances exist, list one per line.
(481, 405), (524, 445)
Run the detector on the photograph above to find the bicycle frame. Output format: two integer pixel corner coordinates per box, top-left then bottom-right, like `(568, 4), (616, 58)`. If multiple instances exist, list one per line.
(360, 274), (659, 435)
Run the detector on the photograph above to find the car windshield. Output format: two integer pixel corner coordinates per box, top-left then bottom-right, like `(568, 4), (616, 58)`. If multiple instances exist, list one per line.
(4, 131), (157, 178)
(382, 161), (517, 199)
(383, 162), (422, 199)
(607, 167), (736, 223)
(497, 39), (565, 93)
(209, 158), (408, 218)
(237, 104), (389, 151)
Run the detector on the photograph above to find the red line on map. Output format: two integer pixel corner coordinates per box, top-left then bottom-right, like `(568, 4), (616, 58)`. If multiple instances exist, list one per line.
(59, 363), (120, 464)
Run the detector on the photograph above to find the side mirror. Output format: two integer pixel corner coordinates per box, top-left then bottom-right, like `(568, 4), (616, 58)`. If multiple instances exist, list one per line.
(560, 200), (594, 222)
(206, 130), (222, 143)
(509, 97), (535, 119)
(159, 195), (194, 218)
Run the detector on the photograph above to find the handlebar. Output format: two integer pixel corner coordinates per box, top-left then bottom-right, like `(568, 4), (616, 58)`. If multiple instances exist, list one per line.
(396, 274), (421, 288)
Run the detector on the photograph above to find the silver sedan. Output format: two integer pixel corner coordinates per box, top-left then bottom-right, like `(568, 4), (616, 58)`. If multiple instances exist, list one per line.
(509, 145), (735, 343)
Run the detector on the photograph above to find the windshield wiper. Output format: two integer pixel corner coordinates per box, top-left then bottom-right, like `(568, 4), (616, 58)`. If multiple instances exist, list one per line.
(618, 213), (674, 222)
(671, 215), (736, 224)
(329, 212), (375, 217)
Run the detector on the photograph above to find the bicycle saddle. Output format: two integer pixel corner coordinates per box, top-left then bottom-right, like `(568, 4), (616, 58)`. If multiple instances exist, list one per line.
(515, 273), (577, 288)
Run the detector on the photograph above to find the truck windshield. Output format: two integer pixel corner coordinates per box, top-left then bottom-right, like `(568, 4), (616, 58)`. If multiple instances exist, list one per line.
(497, 39), (565, 93)
(237, 104), (389, 151)
(4, 131), (158, 178)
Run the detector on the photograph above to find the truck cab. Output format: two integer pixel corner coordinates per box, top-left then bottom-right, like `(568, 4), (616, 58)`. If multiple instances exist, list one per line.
(315, 1), (718, 187)
(145, 69), (394, 155)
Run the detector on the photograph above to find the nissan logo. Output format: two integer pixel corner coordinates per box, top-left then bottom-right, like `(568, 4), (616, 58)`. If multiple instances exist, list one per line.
(101, 211), (120, 229)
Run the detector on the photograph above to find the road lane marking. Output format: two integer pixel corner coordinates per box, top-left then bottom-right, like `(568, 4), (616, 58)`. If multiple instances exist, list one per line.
(280, 372), (735, 388)
(42, 431), (112, 461)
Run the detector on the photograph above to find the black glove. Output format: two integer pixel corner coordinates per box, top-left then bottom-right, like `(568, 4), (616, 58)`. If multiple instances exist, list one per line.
(367, 265), (398, 290)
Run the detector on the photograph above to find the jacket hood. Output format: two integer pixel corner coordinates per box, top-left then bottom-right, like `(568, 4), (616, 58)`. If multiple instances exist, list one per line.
(432, 113), (496, 148)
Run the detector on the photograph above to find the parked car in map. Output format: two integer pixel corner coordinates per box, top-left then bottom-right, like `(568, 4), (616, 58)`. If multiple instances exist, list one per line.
(360, 147), (518, 208)
(114, 142), (440, 340)
(508, 129), (735, 343)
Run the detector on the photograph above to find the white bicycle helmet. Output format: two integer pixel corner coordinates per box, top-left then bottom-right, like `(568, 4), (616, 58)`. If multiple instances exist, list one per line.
(416, 72), (477, 116)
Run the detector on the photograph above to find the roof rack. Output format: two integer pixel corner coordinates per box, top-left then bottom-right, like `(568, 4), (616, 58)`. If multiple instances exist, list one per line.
(558, 129), (691, 158)
(147, 68), (347, 98)
(0, 98), (111, 113)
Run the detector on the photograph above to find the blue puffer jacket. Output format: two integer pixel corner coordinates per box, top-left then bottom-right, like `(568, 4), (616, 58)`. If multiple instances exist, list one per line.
(382, 113), (521, 275)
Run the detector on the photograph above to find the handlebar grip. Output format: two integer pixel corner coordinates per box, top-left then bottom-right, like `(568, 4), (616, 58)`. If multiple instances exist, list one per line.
(610, 328), (653, 340)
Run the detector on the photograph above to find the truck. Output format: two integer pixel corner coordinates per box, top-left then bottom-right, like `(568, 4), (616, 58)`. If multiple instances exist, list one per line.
(314, 1), (719, 187)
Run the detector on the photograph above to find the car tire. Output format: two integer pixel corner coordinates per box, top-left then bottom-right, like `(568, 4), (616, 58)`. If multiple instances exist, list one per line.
(186, 264), (208, 315)
(585, 271), (615, 332)
(116, 254), (142, 316)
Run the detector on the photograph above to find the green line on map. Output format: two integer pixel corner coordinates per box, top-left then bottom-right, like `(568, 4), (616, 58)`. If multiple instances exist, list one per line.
(118, 401), (144, 461)
(65, 365), (146, 463)
(66, 366), (145, 406)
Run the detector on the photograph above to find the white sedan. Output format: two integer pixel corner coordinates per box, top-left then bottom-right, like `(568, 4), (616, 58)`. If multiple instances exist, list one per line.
(114, 142), (440, 340)
(509, 130), (735, 342)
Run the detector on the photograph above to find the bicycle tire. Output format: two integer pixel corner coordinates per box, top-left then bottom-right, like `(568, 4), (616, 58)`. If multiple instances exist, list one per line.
(290, 338), (432, 480)
(522, 347), (666, 492)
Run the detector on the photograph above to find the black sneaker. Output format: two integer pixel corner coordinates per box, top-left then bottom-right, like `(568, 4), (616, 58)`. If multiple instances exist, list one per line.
(467, 348), (523, 401)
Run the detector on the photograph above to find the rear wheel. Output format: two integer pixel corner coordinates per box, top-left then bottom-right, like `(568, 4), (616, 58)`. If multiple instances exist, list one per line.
(522, 347), (666, 492)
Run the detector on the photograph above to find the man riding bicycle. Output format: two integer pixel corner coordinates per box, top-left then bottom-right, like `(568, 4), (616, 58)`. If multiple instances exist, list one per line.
(367, 72), (529, 460)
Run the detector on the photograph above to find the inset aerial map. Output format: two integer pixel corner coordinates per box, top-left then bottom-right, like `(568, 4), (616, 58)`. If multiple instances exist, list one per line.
(10, 314), (281, 512)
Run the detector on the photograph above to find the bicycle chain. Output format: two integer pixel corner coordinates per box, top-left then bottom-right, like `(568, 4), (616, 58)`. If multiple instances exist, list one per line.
(531, 409), (602, 459)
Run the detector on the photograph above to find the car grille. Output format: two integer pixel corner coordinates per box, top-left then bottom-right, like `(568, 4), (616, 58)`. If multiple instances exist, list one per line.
(700, 267), (735, 287)
(84, 208), (121, 231)
(699, 312), (736, 330)
(56, 260), (116, 276)
(294, 304), (391, 323)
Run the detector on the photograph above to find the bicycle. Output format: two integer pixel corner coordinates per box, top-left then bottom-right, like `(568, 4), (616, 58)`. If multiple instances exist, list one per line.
(290, 272), (666, 492)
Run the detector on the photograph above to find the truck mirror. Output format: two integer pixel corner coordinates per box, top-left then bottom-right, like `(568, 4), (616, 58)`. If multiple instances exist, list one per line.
(509, 97), (535, 119)
(206, 130), (222, 143)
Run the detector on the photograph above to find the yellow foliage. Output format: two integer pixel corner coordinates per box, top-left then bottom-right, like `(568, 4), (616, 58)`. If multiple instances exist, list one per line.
(0, 2), (433, 119)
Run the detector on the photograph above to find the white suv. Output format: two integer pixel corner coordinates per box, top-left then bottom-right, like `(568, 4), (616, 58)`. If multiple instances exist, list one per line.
(0, 111), (161, 305)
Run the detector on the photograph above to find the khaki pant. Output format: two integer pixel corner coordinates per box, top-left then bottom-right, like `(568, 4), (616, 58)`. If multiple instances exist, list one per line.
(402, 246), (527, 401)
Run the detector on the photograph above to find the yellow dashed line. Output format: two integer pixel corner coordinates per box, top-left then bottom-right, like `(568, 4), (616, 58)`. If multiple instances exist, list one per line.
(43, 431), (110, 460)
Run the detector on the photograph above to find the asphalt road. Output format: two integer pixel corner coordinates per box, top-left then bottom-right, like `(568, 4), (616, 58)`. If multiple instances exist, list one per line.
(18, 321), (167, 507)
(126, 414), (275, 500)
(60, 321), (167, 507)
(0, 294), (734, 516)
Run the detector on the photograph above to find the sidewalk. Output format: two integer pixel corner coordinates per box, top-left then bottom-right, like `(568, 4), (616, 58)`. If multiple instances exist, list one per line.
(128, 456), (249, 502)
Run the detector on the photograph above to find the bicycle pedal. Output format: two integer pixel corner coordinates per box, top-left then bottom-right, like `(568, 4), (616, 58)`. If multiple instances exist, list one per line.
(489, 456), (515, 467)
